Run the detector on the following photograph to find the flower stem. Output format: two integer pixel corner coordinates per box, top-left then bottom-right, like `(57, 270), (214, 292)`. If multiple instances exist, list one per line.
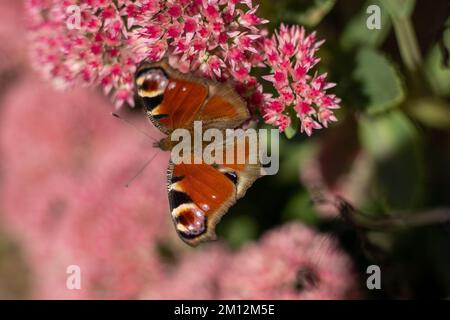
(393, 16), (422, 73)
(379, 0), (422, 73)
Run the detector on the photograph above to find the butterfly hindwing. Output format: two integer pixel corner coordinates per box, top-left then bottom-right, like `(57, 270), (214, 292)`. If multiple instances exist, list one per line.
(167, 135), (261, 246)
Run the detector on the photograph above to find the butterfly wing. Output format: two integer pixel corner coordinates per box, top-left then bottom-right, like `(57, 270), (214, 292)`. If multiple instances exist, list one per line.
(167, 134), (261, 246)
(196, 82), (250, 130)
(135, 60), (249, 134)
(135, 60), (261, 246)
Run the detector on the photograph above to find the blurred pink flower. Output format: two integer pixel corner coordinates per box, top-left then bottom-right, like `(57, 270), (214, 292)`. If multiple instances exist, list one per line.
(142, 244), (230, 299)
(0, 71), (173, 298)
(141, 222), (359, 300)
(299, 152), (372, 218)
(218, 223), (360, 299)
(298, 121), (370, 217)
(262, 25), (340, 134)
(0, 1), (26, 81)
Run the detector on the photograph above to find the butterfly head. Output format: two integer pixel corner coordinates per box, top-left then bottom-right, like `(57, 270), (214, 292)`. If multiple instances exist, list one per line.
(153, 137), (172, 151)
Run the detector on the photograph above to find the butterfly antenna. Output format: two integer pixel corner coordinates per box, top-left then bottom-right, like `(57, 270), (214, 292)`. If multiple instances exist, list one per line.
(125, 151), (161, 188)
(112, 112), (158, 142)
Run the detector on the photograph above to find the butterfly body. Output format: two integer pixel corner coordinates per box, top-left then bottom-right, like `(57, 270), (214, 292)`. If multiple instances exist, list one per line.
(135, 60), (261, 246)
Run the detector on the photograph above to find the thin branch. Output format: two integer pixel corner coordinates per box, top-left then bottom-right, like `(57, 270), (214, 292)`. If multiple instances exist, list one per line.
(334, 196), (450, 231)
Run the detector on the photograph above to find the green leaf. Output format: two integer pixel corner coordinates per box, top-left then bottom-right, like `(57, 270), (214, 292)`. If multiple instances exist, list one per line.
(284, 107), (300, 139)
(341, 0), (391, 50)
(409, 98), (450, 130)
(379, 0), (416, 19)
(220, 215), (258, 249)
(424, 21), (450, 97)
(259, 0), (335, 28)
(359, 111), (423, 210)
(284, 122), (298, 139)
(287, 0), (336, 27)
(282, 191), (319, 225)
(0, 229), (30, 298)
(278, 140), (318, 185)
(353, 48), (405, 114)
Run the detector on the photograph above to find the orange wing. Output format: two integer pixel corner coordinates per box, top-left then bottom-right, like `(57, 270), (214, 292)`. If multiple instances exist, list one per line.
(167, 136), (261, 246)
(135, 60), (249, 133)
(135, 60), (261, 246)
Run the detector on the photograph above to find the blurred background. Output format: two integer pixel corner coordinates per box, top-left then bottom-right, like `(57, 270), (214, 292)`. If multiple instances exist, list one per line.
(0, 0), (449, 299)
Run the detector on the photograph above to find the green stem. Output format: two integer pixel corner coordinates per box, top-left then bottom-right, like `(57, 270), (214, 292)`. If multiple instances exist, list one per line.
(392, 17), (422, 73)
(379, 0), (422, 73)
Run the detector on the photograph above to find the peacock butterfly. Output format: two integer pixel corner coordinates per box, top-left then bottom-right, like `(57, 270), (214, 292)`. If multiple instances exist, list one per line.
(135, 60), (262, 246)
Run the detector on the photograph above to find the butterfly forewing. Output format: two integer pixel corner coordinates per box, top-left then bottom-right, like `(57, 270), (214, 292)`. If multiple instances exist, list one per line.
(136, 60), (249, 132)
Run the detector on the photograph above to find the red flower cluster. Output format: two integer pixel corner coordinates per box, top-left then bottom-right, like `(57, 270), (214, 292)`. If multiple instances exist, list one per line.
(26, 0), (339, 136)
(262, 25), (340, 134)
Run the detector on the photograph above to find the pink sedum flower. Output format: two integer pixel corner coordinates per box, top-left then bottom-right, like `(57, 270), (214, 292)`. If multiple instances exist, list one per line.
(262, 99), (291, 132)
(0, 1), (26, 80)
(262, 24), (341, 135)
(26, 0), (267, 108)
(143, 245), (230, 299)
(141, 222), (359, 300)
(218, 223), (360, 299)
(26, 2), (340, 135)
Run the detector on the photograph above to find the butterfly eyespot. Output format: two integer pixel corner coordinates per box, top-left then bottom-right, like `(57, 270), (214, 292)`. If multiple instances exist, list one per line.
(223, 171), (238, 185)
(136, 68), (168, 98)
(176, 206), (206, 238)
